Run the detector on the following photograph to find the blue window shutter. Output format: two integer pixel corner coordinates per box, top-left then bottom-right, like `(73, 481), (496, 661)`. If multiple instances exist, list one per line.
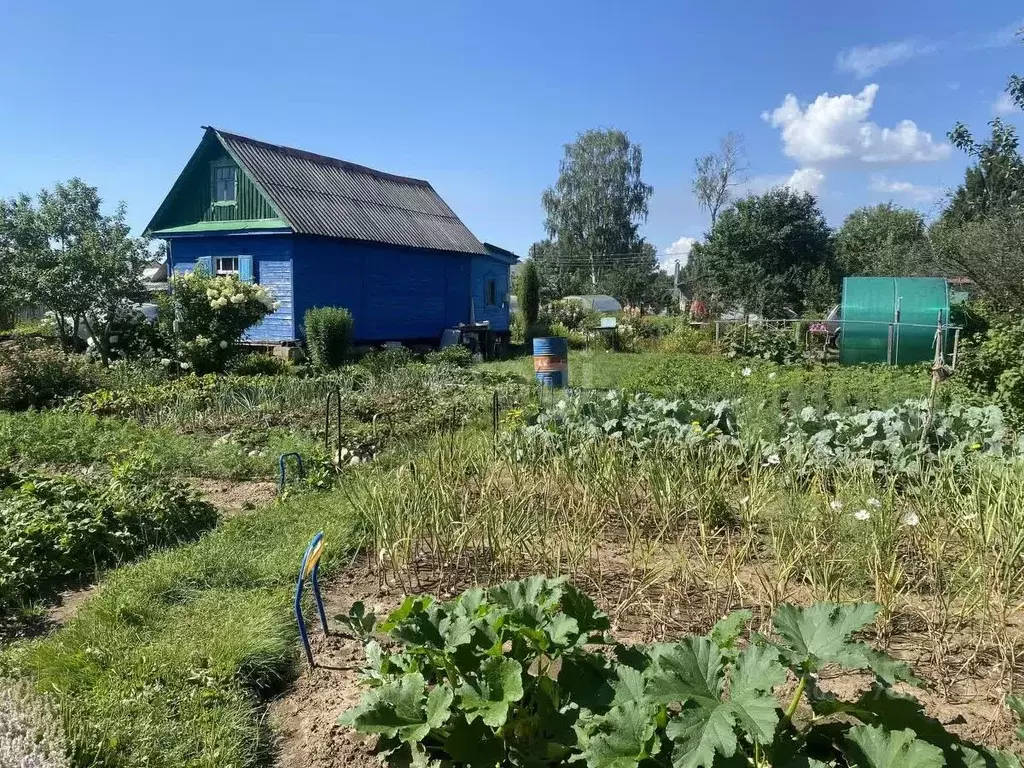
(238, 255), (254, 282)
(197, 256), (213, 274)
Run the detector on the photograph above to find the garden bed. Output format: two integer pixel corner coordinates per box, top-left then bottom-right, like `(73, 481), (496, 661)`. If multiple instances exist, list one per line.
(272, 546), (1023, 768)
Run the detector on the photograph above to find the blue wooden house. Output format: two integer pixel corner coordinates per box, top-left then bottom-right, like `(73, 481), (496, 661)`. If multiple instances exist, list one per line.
(146, 127), (516, 344)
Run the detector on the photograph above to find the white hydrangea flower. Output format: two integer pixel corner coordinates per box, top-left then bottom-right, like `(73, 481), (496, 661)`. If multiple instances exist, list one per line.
(853, 509), (871, 521)
(160, 358), (171, 367)
(180, 362), (191, 370)
(231, 294), (245, 304)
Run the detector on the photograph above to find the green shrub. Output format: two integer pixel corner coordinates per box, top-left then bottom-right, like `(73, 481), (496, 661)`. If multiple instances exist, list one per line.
(158, 271), (276, 373)
(545, 321), (587, 350)
(0, 454), (217, 612)
(425, 345), (473, 368)
(304, 306), (354, 369)
(726, 325), (803, 365)
(226, 352), (291, 376)
(341, 577), (1015, 768)
(957, 313), (1024, 425)
(0, 342), (98, 411)
(656, 324), (715, 354)
(360, 346), (415, 376)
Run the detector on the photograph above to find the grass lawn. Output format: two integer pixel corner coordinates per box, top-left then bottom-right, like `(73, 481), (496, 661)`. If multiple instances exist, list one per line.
(4, 485), (360, 768)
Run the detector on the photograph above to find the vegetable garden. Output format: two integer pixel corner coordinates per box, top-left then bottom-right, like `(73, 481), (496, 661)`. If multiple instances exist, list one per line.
(2, 339), (1024, 768)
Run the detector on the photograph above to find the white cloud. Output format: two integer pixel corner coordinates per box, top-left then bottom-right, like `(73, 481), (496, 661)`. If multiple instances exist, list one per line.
(980, 20), (1023, 49)
(948, 82), (960, 91)
(994, 92), (1017, 115)
(870, 175), (943, 204)
(743, 168), (826, 198)
(836, 40), (936, 78)
(785, 168), (826, 195)
(762, 84), (951, 166)
(660, 236), (696, 271)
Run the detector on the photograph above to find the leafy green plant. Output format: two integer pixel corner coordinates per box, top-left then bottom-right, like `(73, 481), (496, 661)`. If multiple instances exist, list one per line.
(225, 352), (291, 376)
(304, 306), (354, 369)
(0, 340), (98, 411)
(726, 325), (804, 365)
(360, 346), (415, 375)
(0, 454), (217, 612)
(425, 345), (473, 368)
(341, 579), (1019, 768)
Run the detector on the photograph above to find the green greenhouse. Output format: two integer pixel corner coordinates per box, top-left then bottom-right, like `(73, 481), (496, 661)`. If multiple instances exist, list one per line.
(839, 277), (953, 366)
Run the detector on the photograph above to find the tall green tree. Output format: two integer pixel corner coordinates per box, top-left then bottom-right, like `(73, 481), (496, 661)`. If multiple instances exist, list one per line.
(531, 129), (659, 306)
(688, 188), (835, 317)
(517, 259), (541, 328)
(932, 31), (1024, 308)
(2, 179), (149, 361)
(835, 204), (931, 277)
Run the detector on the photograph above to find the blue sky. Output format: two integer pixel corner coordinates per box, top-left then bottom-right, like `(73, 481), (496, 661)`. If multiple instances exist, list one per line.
(1, 1), (1020, 269)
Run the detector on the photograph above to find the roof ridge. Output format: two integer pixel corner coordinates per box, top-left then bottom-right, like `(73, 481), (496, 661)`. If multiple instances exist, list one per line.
(205, 126), (434, 188)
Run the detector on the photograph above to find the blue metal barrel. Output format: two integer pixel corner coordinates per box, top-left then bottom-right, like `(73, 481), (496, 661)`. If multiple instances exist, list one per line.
(533, 337), (568, 387)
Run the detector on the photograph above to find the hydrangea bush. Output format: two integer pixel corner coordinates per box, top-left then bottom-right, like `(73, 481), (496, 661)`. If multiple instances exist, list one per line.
(159, 270), (278, 373)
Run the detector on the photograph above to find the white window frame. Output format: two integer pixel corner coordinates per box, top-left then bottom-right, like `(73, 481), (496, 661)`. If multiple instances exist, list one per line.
(215, 256), (239, 276)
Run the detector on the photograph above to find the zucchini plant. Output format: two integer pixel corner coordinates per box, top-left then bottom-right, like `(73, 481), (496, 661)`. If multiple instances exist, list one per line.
(339, 577), (1022, 768)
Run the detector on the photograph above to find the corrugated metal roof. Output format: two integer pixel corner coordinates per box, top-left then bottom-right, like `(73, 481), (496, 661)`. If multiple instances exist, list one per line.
(210, 128), (488, 255)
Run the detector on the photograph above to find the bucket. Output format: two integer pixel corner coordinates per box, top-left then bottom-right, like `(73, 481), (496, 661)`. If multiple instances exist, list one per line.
(533, 337), (568, 387)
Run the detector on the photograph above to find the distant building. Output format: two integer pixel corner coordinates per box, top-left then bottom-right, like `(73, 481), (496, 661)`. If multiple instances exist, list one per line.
(562, 294), (622, 313)
(146, 127), (516, 343)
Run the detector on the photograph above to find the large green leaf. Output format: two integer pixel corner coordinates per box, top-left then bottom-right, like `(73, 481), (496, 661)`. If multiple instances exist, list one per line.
(646, 637), (724, 706)
(651, 639), (784, 768)
(340, 673), (452, 744)
(667, 705), (737, 768)
(582, 700), (659, 768)
(488, 575), (565, 611)
(843, 725), (945, 768)
(771, 603), (917, 684)
(728, 644), (786, 744)
(459, 656), (524, 727)
(772, 602), (878, 669)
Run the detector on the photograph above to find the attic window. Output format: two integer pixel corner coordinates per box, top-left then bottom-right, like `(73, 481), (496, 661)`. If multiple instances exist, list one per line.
(212, 165), (237, 204)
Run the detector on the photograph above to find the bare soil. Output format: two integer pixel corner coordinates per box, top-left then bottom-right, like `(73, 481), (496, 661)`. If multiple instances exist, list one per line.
(188, 477), (279, 516)
(270, 550), (1024, 768)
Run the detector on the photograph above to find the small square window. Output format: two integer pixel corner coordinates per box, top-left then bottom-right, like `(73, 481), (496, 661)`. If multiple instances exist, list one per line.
(486, 279), (498, 306)
(213, 165), (237, 203)
(215, 256), (239, 276)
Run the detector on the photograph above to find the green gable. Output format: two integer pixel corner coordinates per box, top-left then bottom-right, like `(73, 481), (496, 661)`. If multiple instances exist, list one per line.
(146, 130), (284, 235)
